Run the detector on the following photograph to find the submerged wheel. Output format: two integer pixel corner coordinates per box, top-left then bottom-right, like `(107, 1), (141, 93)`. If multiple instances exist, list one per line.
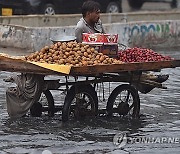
(30, 90), (55, 117)
(62, 84), (98, 122)
(106, 84), (140, 118)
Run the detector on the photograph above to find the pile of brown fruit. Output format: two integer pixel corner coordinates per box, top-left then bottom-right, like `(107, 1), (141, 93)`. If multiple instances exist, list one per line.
(25, 41), (122, 67)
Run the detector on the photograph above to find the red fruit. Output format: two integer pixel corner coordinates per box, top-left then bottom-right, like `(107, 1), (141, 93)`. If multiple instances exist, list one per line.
(118, 47), (173, 63)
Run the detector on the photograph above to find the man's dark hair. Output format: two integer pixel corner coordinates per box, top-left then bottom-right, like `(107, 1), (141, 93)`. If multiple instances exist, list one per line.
(82, 0), (101, 17)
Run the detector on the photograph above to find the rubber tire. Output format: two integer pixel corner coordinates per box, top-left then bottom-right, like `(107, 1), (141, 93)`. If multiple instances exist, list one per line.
(106, 2), (122, 13)
(62, 84), (98, 122)
(30, 90), (55, 117)
(43, 90), (55, 117)
(42, 4), (56, 15)
(106, 84), (140, 118)
(128, 0), (143, 9)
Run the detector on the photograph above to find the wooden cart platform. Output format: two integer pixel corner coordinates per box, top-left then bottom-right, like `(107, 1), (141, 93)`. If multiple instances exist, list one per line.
(0, 54), (180, 76)
(71, 60), (180, 76)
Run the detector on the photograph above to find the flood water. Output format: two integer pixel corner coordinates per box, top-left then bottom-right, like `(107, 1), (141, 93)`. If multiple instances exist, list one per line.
(0, 50), (179, 154)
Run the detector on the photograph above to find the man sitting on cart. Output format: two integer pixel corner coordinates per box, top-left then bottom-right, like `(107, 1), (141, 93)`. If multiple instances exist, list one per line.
(75, 0), (105, 43)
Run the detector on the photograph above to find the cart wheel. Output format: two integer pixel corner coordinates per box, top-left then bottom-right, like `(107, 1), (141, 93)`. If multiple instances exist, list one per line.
(30, 90), (55, 117)
(106, 84), (140, 118)
(62, 84), (98, 122)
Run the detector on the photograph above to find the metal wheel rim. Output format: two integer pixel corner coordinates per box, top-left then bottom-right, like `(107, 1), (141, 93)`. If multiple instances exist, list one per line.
(108, 5), (119, 13)
(45, 7), (55, 15)
(39, 93), (48, 107)
(113, 89), (134, 116)
(69, 92), (96, 119)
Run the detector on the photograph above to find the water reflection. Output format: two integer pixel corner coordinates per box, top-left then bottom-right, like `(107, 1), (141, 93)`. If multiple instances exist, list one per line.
(1, 115), (149, 153)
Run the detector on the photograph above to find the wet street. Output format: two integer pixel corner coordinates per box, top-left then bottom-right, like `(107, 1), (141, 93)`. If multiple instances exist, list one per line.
(0, 49), (179, 154)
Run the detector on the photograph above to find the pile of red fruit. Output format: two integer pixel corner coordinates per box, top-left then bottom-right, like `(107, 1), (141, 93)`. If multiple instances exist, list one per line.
(118, 47), (173, 63)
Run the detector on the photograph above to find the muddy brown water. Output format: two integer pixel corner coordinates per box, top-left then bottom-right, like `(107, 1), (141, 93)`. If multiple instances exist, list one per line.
(0, 50), (179, 154)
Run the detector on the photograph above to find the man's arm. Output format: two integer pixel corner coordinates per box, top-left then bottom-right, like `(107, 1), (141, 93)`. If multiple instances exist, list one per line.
(75, 27), (83, 43)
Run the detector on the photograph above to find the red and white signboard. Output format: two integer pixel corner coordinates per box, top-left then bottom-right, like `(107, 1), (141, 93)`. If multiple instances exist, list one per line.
(103, 34), (118, 45)
(82, 33), (118, 45)
(82, 33), (104, 45)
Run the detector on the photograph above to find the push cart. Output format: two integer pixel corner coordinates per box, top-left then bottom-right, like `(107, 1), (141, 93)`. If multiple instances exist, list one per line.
(0, 54), (180, 122)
